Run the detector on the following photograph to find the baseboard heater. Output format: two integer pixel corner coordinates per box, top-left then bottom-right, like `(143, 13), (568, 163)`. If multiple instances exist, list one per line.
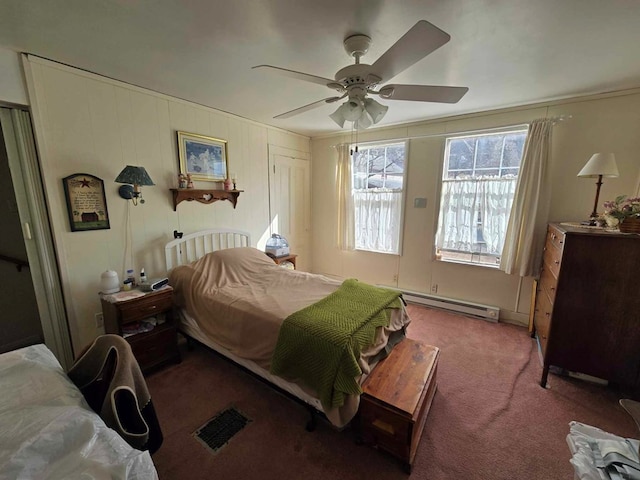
(383, 287), (500, 322)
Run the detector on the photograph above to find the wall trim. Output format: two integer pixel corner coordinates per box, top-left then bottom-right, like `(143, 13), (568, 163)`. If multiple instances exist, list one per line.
(311, 86), (640, 141)
(25, 54), (311, 142)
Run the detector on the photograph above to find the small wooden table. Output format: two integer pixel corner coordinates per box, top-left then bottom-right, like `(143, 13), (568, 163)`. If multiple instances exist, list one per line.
(358, 339), (440, 473)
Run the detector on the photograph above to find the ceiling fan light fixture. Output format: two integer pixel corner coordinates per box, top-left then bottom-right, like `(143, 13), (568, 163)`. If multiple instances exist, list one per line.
(364, 98), (388, 124)
(355, 110), (373, 130)
(329, 104), (346, 128)
(342, 99), (364, 122)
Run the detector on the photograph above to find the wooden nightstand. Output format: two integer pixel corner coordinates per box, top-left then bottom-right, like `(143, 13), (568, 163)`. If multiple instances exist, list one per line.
(269, 253), (297, 269)
(100, 286), (180, 374)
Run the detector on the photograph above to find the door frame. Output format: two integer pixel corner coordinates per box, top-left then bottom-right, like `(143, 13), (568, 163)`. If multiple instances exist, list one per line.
(267, 144), (311, 268)
(0, 108), (73, 368)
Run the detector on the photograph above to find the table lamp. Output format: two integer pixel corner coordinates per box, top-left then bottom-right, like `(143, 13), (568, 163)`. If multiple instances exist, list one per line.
(577, 153), (618, 225)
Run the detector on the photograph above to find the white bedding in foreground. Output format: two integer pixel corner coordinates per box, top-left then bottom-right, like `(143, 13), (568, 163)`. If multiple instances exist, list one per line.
(0, 344), (157, 480)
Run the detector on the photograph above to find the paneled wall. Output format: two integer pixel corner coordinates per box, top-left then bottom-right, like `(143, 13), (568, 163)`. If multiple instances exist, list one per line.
(24, 56), (310, 353)
(311, 91), (640, 324)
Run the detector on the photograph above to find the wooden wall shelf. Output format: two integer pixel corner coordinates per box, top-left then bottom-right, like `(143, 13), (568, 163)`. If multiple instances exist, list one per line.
(170, 188), (243, 211)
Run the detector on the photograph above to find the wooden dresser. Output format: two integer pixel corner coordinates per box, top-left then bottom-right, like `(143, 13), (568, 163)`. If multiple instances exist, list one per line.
(358, 339), (439, 473)
(533, 223), (640, 395)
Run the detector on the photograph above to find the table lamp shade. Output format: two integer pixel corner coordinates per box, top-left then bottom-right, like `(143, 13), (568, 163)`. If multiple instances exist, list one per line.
(577, 153), (619, 178)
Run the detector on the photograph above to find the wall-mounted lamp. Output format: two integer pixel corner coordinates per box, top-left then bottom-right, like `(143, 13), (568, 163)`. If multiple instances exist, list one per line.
(577, 153), (619, 224)
(115, 166), (155, 206)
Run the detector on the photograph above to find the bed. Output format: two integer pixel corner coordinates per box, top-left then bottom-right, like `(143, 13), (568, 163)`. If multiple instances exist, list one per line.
(165, 229), (410, 428)
(0, 343), (158, 479)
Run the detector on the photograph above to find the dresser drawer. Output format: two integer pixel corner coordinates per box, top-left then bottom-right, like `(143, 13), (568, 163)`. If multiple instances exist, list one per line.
(533, 290), (553, 354)
(539, 264), (558, 303)
(546, 225), (565, 251)
(542, 242), (563, 278)
(119, 293), (173, 324)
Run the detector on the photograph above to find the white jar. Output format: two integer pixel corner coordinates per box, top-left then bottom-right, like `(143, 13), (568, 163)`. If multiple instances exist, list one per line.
(100, 270), (120, 294)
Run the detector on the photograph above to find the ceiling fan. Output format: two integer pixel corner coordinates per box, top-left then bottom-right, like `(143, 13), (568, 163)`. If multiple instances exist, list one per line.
(253, 20), (468, 129)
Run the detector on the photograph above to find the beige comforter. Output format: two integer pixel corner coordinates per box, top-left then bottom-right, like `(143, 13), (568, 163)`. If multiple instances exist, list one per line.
(169, 247), (409, 425)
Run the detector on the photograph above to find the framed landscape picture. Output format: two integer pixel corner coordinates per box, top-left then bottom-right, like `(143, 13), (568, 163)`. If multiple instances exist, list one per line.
(62, 173), (110, 232)
(177, 131), (229, 181)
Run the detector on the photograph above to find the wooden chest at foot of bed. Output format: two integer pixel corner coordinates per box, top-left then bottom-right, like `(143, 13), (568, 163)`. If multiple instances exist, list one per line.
(358, 339), (440, 473)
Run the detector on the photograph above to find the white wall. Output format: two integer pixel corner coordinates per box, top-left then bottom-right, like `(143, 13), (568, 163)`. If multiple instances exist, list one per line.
(24, 56), (310, 353)
(311, 91), (640, 324)
(0, 47), (28, 105)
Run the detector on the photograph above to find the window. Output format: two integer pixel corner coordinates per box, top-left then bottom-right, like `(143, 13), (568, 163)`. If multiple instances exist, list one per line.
(435, 129), (527, 266)
(352, 142), (407, 254)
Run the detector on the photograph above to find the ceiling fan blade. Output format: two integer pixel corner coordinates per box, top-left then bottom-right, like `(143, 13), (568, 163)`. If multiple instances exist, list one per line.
(252, 65), (335, 87)
(274, 96), (343, 119)
(378, 84), (468, 103)
(371, 20), (451, 83)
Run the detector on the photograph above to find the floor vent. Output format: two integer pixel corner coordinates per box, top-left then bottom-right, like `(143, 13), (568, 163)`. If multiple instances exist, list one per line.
(194, 407), (251, 454)
(386, 288), (500, 322)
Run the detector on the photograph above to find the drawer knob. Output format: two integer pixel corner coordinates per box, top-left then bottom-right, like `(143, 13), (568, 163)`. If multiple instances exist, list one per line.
(554, 260), (560, 265)
(545, 312), (550, 317)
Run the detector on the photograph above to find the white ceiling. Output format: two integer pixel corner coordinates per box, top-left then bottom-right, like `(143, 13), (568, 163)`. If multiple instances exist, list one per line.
(1, 0), (639, 137)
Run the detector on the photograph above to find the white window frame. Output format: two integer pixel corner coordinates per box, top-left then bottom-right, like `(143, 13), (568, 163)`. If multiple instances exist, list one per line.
(351, 141), (408, 255)
(435, 128), (528, 267)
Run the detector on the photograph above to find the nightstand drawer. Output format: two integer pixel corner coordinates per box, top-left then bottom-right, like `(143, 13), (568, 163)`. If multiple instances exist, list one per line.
(119, 293), (173, 324)
(127, 323), (179, 372)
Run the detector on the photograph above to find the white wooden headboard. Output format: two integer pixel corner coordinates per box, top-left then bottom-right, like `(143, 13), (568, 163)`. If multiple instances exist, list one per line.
(165, 229), (252, 270)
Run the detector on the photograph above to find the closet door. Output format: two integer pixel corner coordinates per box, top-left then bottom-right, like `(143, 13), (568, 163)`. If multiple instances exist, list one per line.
(268, 146), (311, 271)
(0, 108), (72, 367)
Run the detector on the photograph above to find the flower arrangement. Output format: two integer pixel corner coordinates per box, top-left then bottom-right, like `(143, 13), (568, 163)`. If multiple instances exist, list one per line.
(601, 195), (640, 228)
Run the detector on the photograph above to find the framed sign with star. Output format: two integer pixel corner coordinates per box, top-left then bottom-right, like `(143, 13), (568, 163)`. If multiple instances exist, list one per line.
(62, 173), (110, 232)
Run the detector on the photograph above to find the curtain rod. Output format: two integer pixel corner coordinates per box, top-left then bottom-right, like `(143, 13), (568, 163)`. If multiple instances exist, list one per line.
(330, 114), (572, 148)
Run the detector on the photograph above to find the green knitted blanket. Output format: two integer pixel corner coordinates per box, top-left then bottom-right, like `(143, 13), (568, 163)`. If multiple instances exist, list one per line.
(270, 279), (402, 410)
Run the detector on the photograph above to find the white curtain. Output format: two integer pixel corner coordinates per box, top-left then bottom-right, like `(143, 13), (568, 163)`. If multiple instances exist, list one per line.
(354, 189), (403, 253)
(500, 119), (553, 276)
(336, 144), (355, 250)
(436, 178), (517, 255)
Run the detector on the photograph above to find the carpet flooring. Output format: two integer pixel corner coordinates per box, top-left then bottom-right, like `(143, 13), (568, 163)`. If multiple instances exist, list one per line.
(146, 305), (638, 479)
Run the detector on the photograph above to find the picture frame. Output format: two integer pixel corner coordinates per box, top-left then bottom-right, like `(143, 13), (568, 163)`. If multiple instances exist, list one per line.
(177, 131), (229, 182)
(62, 173), (110, 232)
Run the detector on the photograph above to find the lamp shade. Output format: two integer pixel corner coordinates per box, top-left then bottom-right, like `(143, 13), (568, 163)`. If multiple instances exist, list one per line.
(363, 98), (388, 124)
(329, 105), (346, 128)
(577, 153), (619, 178)
(355, 110), (372, 130)
(115, 166), (155, 186)
(342, 100), (364, 122)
